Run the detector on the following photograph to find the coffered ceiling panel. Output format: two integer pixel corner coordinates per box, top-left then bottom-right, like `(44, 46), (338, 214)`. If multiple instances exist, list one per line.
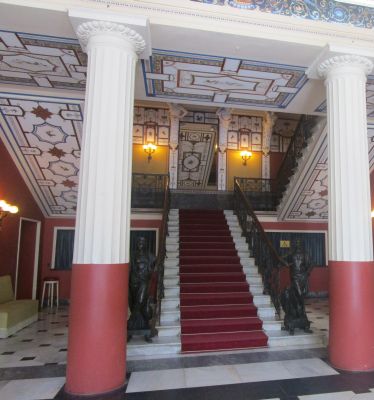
(0, 30), (86, 90)
(142, 50), (308, 109)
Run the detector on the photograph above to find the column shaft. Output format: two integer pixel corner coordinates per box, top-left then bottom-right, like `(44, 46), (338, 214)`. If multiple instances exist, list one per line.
(66, 22), (144, 396)
(319, 55), (374, 371)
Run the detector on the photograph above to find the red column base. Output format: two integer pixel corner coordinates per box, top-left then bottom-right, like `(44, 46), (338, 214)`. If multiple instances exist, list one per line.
(65, 263), (129, 396)
(329, 260), (374, 371)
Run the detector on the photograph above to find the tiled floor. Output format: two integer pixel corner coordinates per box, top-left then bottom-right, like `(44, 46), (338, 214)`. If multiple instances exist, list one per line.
(1, 299), (374, 399)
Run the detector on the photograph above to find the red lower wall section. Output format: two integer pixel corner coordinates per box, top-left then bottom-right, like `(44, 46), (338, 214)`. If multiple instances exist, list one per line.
(0, 138), (44, 286)
(40, 218), (162, 300)
(264, 221), (329, 294)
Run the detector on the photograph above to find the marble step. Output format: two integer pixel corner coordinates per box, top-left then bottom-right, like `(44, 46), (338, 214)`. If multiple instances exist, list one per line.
(164, 276), (179, 286)
(267, 330), (326, 348)
(157, 316), (282, 337)
(164, 286), (180, 297)
(160, 309), (180, 323)
(166, 243), (179, 252)
(168, 220), (179, 226)
(156, 322), (180, 337)
(127, 336), (181, 357)
(257, 305), (276, 318)
(164, 267), (179, 277)
(166, 237), (179, 244)
(166, 252), (179, 259)
(161, 293), (271, 310)
(262, 316), (282, 331)
(253, 294), (272, 306)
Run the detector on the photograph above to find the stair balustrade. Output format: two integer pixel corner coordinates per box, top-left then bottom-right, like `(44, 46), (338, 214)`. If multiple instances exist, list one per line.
(276, 115), (320, 199)
(234, 178), (287, 316)
(147, 176), (170, 338)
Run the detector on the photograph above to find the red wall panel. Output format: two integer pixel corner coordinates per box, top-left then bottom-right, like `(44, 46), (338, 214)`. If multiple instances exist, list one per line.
(0, 138), (44, 285)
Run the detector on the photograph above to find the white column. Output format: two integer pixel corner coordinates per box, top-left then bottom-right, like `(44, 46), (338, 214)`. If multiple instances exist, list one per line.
(168, 103), (187, 189)
(318, 55), (373, 261)
(216, 108), (231, 191)
(261, 112), (276, 181)
(73, 21), (146, 264)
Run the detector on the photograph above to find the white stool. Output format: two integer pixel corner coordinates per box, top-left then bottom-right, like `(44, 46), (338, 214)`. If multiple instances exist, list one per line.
(41, 278), (59, 308)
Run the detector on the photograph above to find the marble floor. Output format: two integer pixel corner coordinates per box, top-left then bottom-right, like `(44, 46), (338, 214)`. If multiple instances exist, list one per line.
(1, 299), (374, 399)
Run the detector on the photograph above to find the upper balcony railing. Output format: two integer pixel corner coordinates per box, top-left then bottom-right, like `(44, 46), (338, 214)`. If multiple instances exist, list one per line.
(234, 177), (279, 211)
(131, 173), (168, 209)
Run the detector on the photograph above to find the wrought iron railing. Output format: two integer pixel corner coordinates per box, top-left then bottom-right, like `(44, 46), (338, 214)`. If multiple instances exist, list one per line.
(234, 178), (287, 316)
(276, 115), (320, 197)
(131, 173), (168, 209)
(148, 176), (170, 338)
(234, 177), (279, 211)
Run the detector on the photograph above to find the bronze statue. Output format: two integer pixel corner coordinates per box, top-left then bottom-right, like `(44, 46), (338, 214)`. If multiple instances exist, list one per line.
(281, 240), (314, 335)
(128, 237), (155, 332)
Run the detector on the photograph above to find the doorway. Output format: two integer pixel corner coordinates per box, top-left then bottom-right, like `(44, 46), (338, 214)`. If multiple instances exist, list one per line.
(15, 218), (41, 300)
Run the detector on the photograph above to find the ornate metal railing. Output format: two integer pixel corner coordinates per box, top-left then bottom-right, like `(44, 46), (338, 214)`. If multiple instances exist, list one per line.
(276, 115), (319, 197)
(148, 176), (170, 338)
(234, 177), (279, 211)
(234, 178), (286, 316)
(131, 173), (168, 209)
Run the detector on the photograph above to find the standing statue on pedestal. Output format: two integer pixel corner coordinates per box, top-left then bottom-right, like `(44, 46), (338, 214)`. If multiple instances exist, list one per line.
(128, 237), (155, 335)
(281, 240), (314, 335)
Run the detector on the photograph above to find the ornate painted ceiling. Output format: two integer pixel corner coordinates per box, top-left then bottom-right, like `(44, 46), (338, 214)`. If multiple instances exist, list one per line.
(142, 50), (308, 108)
(0, 30), (86, 90)
(0, 95), (83, 216)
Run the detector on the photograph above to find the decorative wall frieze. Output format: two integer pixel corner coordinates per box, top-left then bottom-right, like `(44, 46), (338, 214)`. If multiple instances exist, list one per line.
(191, 0), (374, 30)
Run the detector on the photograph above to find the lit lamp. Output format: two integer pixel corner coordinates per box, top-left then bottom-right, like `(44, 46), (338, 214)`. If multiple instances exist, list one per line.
(240, 150), (252, 166)
(371, 210), (374, 218)
(0, 200), (19, 229)
(143, 143), (157, 163)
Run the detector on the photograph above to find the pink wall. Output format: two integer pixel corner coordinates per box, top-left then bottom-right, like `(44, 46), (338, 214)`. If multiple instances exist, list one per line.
(0, 138), (44, 286)
(40, 218), (163, 300)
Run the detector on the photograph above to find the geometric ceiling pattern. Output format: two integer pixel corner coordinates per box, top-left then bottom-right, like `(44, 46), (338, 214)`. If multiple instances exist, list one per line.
(0, 30), (86, 90)
(0, 95), (83, 216)
(192, 0), (374, 30)
(142, 50), (308, 108)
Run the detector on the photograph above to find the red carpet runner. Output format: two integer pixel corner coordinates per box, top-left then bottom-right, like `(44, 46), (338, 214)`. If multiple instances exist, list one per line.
(179, 209), (268, 352)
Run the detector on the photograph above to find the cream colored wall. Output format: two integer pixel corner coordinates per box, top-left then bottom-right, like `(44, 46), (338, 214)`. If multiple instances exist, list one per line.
(132, 144), (169, 174)
(227, 150), (262, 190)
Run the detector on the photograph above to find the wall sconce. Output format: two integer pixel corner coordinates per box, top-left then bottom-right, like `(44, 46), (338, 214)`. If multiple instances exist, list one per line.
(371, 210), (374, 218)
(240, 150), (252, 166)
(0, 200), (19, 229)
(143, 143), (157, 163)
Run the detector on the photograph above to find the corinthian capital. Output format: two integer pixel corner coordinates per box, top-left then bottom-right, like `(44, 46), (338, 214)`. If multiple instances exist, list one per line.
(318, 55), (373, 78)
(76, 20), (146, 54)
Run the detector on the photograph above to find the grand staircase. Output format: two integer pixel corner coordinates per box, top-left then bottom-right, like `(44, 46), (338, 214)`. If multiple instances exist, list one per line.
(178, 209), (268, 352)
(127, 208), (325, 357)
